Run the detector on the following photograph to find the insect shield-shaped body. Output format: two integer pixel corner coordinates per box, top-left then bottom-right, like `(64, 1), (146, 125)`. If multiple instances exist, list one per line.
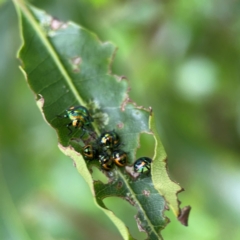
(82, 145), (98, 161)
(134, 157), (152, 173)
(98, 130), (120, 151)
(60, 105), (93, 138)
(112, 150), (128, 167)
(98, 152), (113, 171)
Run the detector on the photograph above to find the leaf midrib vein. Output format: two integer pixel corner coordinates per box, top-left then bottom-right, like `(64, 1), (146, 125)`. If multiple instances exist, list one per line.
(17, 0), (84, 106)
(118, 169), (161, 238)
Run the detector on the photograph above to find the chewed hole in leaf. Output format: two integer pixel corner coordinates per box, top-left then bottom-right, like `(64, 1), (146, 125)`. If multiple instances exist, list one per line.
(104, 197), (147, 240)
(16, 3), (188, 239)
(91, 166), (108, 184)
(135, 133), (155, 160)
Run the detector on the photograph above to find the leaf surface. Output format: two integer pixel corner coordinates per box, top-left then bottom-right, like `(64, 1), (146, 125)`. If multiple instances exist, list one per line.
(14, 0), (188, 239)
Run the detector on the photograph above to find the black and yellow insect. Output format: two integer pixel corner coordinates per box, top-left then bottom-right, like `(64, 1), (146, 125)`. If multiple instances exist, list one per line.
(133, 157), (152, 173)
(112, 150), (127, 167)
(83, 145), (98, 160)
(98, 152), (113, 171)
(59, 105), (93, 137)
(98, 130), (120, 150)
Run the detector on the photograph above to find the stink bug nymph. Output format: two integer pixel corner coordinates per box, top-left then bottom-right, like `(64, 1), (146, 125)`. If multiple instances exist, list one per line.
(112, 150), (127, 167)
(133, 157), (152, 173)
(59, 105), (93, 138)
(83, 145), (98, 160)
(98, 152), (113, 171)
(98, 130), (120, 150)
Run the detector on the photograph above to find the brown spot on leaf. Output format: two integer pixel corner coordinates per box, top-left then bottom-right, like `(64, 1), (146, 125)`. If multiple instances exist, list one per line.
(116, 181), (123, 189)
(149, 106), (153, 116)
(142, 190), (150, 197)
(125, 165), (140, 179)
(117, 122), (124, 129)
(73, 160), (77, 168)
(164, 204), (170, 211)
(125, 195), (136, 206)
(72, 56), (81, 65)
(121, 96), (130, 111)
(116, 75), (128, 82)
(50, 18), (68, 30)
(121, 95), (153, 113)
(70, 56), (82, 73)
(178, 206), (191, 226)
(135, 216), (145, 232)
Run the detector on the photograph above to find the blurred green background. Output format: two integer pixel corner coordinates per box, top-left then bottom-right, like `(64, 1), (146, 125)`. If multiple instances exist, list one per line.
(1, 0), (240, 239)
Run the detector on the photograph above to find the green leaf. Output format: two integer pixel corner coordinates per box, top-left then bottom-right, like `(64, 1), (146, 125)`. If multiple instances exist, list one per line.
(151, 115), (183, 217)
(14, 0), (189, 239)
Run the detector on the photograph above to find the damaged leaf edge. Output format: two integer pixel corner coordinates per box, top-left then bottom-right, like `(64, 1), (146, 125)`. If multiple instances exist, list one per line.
(14, 1), (134, 239)
(150, 113), (191, 225)
(58, 143), (134, 240)
(14, 0), (188, 236)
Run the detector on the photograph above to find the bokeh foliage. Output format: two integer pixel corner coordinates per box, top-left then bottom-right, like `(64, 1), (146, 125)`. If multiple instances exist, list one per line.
(1, 0), (240, 239)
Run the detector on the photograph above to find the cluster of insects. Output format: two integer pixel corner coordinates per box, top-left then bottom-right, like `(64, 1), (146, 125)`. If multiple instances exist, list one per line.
(59, 105), (152, 173)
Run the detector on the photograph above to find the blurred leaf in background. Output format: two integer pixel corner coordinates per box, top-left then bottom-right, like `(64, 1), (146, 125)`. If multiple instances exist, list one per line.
(1, 0), (240, 240)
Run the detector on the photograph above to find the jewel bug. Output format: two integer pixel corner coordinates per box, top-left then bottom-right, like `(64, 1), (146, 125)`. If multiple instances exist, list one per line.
(133, 157), (152, 173)
(59, 105), (93, 138)
(98, 152), (113, 171)
(112, 150), (127, 167)
(98, 130), (120, 150)
(83, 144), (98, 160)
